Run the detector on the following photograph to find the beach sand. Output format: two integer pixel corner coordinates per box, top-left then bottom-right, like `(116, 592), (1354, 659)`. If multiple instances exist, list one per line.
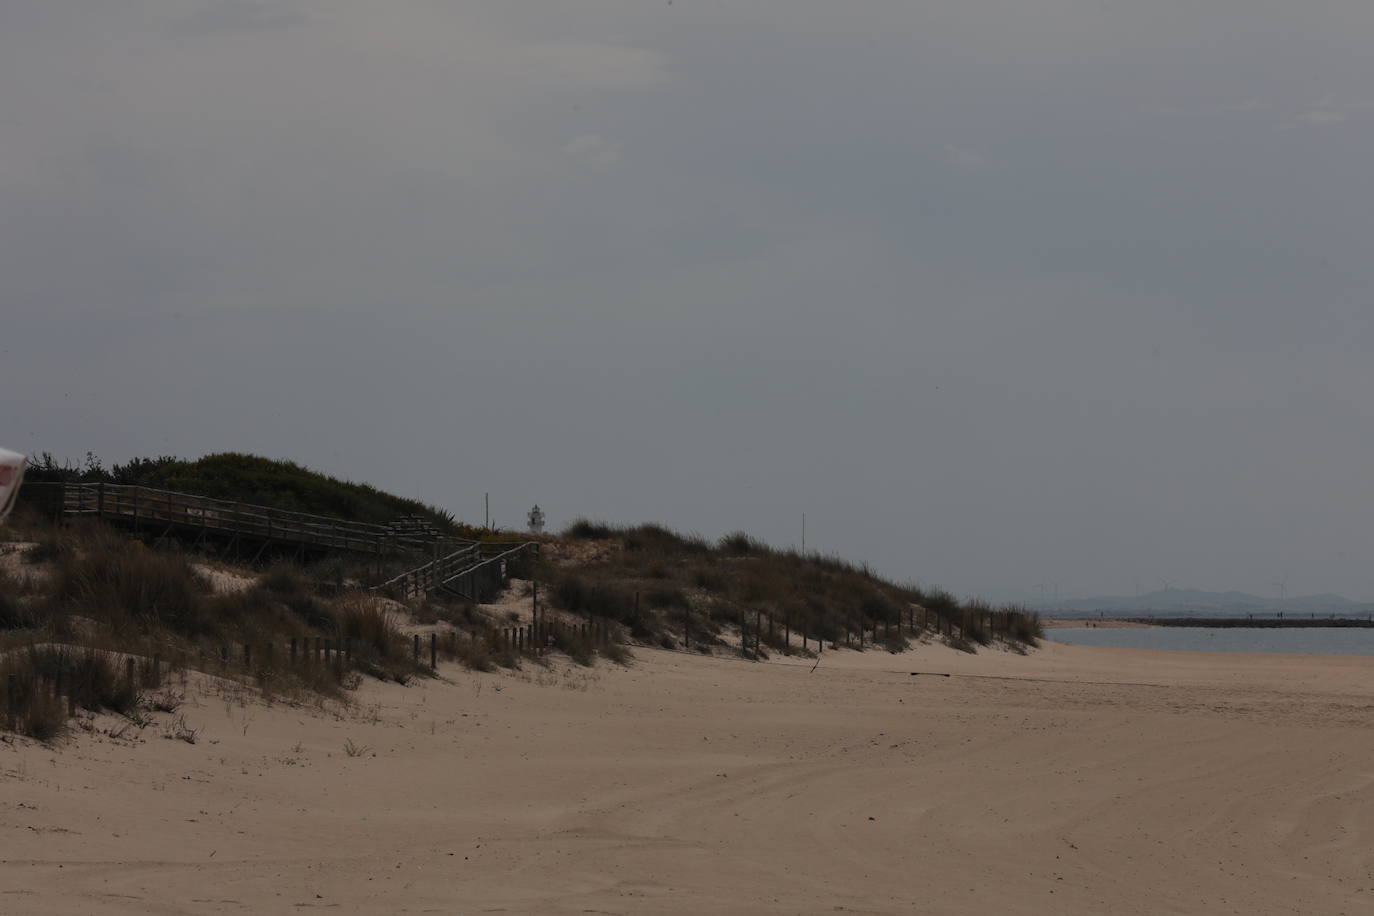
(3, 640), (1372, 914)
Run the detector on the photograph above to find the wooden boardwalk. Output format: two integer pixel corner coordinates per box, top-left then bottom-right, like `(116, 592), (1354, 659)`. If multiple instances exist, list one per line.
(32, 482), (452, 559)
(377, 540), (537, 600)
(26, 482), (538, 597)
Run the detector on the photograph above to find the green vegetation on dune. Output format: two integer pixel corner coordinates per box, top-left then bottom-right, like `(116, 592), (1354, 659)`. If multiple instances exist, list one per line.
(549, 520), (1042, 653)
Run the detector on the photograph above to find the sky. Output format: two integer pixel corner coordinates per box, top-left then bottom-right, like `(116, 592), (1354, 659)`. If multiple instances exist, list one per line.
(3, 1), (1373, 603)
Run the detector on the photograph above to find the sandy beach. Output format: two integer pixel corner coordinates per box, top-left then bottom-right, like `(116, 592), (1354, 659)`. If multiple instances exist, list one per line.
(3, 640), (1372, 915)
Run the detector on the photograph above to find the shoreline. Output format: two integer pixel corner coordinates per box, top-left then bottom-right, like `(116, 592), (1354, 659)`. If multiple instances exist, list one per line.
(1042, 616), (1155, 629)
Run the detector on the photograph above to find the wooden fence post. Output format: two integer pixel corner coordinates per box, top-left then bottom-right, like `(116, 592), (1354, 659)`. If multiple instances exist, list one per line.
(413, 634), (420, 662)
(430, 633), (437, 669)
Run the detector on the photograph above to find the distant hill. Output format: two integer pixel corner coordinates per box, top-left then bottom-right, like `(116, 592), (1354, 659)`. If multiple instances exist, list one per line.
(1041, 587), (1374, 618)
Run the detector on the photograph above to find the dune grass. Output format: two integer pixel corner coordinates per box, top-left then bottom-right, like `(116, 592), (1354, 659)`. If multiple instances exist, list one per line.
(551, 520), (1041, 653)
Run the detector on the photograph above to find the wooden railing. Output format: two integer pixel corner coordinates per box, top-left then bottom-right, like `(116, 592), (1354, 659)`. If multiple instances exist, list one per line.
(377, 543), (482, 598)
(45, 482), (456, 558)
(432, 541), (537, 602)
(28, 482), (536, 594)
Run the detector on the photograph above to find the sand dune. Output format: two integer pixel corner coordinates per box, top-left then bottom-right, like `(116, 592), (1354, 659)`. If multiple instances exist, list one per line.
(3, 641), (1372, 914)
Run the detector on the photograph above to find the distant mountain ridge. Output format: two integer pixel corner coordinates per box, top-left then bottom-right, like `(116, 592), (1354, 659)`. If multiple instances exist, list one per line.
(1041, 587), (1374, 618)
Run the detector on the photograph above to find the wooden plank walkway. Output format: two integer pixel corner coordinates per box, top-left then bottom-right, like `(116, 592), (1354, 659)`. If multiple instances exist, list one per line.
(29, 482), (538, 596)
(40, 482), (451, 560)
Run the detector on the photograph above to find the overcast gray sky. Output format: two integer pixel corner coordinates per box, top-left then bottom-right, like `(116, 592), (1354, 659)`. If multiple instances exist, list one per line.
(4, 1), (1372, 602)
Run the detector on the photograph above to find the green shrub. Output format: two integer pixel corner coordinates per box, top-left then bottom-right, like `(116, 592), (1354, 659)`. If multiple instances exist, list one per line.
(552, 575), (636, 623)
(644, 586), (689, 610)
(0, 664), (67, 741)
(719, 532), (765, 555)
(563, 519), (616, 539)
(0, 569), (36, 630)
(48, 535), (212, 637)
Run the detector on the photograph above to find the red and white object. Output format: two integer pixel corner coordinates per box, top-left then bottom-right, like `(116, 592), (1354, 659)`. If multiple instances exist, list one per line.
(0, 448), (25, 523)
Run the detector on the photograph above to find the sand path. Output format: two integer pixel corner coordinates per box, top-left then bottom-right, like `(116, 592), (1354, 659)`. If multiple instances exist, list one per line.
(3, 641), (1372, 914)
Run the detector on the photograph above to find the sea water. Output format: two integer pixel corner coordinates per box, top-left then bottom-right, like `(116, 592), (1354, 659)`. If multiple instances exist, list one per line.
(1049, 626), (1374, 656)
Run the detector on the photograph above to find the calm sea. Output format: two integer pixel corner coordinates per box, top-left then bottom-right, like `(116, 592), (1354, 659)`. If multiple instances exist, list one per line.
(1049, 626), (1374, 656)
